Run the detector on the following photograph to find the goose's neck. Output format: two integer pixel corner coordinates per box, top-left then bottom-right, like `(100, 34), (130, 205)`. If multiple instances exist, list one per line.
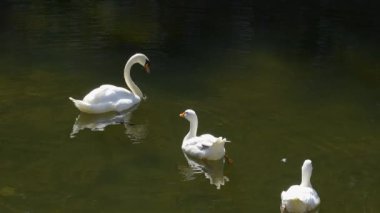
(300, 169), (312, 187)
(184, 117), (198, 141)
(124, 57), (143, 98)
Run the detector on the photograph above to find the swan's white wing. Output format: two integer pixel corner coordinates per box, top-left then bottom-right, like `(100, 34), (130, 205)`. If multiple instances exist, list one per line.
(83, 84), (137, 104)
(70, 84), (141, 113)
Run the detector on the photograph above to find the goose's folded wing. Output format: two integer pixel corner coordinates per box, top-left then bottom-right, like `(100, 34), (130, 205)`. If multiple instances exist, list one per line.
(198, 134), (218, 148)
(185, 135), (216, 150)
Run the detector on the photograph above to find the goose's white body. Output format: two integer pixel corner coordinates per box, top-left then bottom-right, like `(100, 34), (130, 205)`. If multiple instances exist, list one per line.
(180, 109), (230, 161)
(182, 134), (229, 160)
(69, 53), (150, 114)
(281, 160), (320, 213)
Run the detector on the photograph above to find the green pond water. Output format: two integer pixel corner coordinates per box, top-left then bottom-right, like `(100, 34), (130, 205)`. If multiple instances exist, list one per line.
(0, 1), (379, 212)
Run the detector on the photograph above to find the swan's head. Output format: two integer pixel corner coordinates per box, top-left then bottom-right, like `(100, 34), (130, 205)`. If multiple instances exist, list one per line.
(179, 109), (197, 122)
(301, 159), (313, 187)
(133, 53), (150, 73)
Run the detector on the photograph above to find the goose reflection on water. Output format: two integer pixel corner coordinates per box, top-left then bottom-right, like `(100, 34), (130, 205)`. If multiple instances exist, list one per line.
(281, 207), (320, 213)
(70, 106), (147, 142)
(179, 153), (229, 190)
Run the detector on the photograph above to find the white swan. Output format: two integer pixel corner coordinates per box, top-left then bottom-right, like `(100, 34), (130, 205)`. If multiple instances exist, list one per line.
(69, 53), (150, 114)
(179, 109), (231, 161)
(281, 160), (320, 213)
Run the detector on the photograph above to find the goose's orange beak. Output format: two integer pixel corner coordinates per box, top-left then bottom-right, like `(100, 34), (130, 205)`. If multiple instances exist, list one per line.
(179, 112), (186, 118)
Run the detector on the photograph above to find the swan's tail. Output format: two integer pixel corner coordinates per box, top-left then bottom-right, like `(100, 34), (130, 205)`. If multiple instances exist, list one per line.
(69, 97), (94, 114)
(69, 97), (83, 108)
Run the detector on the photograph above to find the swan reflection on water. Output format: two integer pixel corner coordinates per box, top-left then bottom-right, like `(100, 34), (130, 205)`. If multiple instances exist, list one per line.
(70, 107), (147, 142)
(179, 153), (229, 190)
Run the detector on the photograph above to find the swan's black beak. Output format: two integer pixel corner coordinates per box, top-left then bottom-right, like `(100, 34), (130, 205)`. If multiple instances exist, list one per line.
(144, 61), (150, 73)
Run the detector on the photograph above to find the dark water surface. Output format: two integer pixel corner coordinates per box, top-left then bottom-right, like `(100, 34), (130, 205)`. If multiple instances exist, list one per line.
(0, 1), (379, 212)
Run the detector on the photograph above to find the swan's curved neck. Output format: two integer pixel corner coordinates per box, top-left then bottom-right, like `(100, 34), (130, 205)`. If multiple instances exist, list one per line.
(124, 56), (143, 98)
(184, 116), (198, 141)
(300, 168), (312, 187)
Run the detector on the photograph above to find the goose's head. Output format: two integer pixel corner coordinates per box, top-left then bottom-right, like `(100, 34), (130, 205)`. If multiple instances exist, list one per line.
(179, 109), (197, 122)
(302, 160), (313, 174)
(301, 159), (313, 187)
(133, 53), (151, 73)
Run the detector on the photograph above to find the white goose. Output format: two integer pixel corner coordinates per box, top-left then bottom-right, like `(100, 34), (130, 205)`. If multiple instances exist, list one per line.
(281, 160), (320, 213)
(179, 109), (231, 161)
(69, 53), (150, 114)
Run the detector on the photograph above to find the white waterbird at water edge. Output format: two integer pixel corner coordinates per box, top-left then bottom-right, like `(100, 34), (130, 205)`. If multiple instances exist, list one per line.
(281, 159), (320, 213)
(179, 109), (231, 161)
(69, 53), (150, 114)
